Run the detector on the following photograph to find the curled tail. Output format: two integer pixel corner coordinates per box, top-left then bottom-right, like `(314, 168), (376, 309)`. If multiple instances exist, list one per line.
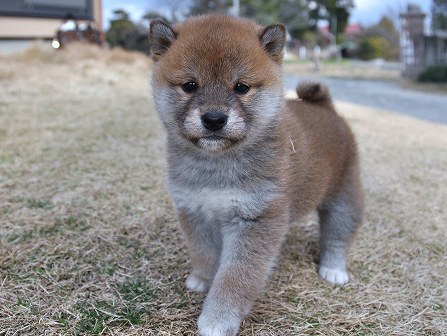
(296, 82), (333, 106)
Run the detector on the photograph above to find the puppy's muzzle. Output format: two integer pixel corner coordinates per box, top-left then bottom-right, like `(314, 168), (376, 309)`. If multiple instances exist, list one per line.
(201, 111), (228, 131)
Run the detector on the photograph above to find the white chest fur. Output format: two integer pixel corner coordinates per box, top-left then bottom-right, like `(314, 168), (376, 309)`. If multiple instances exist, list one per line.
(168, 183), (277, 222)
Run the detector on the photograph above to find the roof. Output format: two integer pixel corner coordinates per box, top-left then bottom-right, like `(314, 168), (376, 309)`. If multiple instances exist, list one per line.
(320, 24), (362, 35)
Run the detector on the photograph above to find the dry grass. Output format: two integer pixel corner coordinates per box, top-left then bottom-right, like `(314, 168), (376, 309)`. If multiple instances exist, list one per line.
(283, 60), (400, 81)
(0, 44), (446, 336)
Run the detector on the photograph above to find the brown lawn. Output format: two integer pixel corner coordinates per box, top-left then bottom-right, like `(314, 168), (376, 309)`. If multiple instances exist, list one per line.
(0, 44), (445, 335)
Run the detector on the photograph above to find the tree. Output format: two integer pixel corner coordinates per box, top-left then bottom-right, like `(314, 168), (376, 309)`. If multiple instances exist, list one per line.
(310, 0), (354, 35)
(241, 0), (354, 39)
(240, 0), (316, 39)
(112, 9), (131, 22)
(432, 0), (447, 31)
(106, 9), (136, 49)
(185, 0), (354, 42)
(240, 0), (282, 24)
(355, 36), (393, 60)
(360, 15), (399, 60)
(187, 0), (315, 39)
(106, 9), (149, 54)
(278, 1), (316, 38)
(352, 15), (399, 61)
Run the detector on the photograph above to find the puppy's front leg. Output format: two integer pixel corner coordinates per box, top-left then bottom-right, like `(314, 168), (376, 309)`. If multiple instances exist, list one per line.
(178, 210), (221, 293)
(198, 214), (287, 336)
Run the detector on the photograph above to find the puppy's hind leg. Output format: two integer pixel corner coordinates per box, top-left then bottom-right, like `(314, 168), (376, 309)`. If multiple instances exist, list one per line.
(318, 167), (364, 285)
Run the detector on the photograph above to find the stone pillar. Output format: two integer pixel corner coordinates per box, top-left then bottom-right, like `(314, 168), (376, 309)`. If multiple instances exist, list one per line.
(400, 5), (426, 79)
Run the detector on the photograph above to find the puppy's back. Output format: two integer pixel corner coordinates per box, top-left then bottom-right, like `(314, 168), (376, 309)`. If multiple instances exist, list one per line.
(284, 83), (359, 214)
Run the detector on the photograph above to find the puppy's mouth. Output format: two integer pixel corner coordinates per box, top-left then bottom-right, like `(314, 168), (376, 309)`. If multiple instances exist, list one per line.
(202, 135), (226, 140)
(194, 135), (235, 152)
(182, 108), (247, 151)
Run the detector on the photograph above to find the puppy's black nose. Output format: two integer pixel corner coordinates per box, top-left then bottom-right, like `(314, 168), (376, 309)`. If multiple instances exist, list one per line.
(201, 111), (227, 131)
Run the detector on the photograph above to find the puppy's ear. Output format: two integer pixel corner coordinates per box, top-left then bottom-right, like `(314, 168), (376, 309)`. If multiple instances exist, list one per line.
(149, 19), (177, 61)
(259, 24), (286, 63)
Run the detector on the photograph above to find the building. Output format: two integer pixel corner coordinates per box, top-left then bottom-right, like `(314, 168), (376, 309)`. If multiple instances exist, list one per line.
(400, 4), (447, 79)
(0, 0), (103, 54)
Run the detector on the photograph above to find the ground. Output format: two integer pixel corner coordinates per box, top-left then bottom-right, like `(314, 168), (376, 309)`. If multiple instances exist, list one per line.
(0, 45), (446, 335)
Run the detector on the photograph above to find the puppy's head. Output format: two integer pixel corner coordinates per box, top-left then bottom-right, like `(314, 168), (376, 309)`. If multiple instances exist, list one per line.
(149, 15), (285, 152)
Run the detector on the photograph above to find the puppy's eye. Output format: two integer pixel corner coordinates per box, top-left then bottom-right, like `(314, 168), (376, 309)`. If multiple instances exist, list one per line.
(234, 82), (250, 94)
(182, 81), (198, 93)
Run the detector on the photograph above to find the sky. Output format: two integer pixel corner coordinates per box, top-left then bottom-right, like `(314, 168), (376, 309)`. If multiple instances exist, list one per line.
(350, 0), (431, 25)
(102, 0), (433, 30)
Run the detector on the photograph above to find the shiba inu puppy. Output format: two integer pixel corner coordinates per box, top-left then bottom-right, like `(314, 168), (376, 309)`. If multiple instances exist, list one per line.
(149, 14), (364, 336)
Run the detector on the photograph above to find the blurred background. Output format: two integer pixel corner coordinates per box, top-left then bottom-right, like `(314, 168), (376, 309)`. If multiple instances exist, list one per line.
(0, 0), (446, 82)
(1, 2), (446, 335)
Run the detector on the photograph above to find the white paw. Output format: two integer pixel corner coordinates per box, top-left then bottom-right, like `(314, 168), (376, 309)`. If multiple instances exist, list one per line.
(198, 311), (240, 336)
(319, 266), (349, 285)
(185, 274), (209, 293)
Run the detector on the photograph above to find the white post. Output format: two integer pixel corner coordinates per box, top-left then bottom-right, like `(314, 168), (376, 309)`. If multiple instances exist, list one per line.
(233, 0), (240, 16)
(331, 15), (338, 58)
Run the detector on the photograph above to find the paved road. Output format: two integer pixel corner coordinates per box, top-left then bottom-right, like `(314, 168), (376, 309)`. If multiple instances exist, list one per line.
(284, 75), (447, 124)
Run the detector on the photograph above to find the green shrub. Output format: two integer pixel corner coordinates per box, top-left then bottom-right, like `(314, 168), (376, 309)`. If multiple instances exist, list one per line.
(355, 36), (394, 60)
(418, 66), (447, 82)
